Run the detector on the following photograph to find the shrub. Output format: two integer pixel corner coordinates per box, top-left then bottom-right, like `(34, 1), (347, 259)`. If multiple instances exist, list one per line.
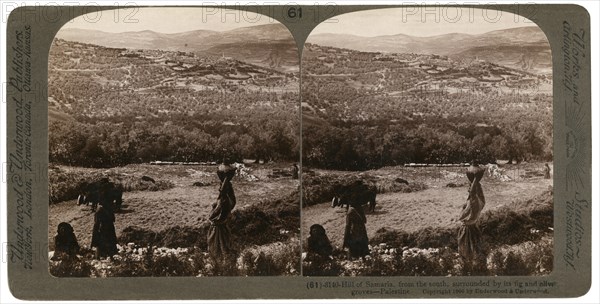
(150, 254), (196, 276)
(50, 256), (96, 277)
(48, 169), (90, 204)
(394, 252), (444, 276)
(303, 255), (344, 276)
(487, 236), (553, 276)
(238, 240), (300, 276)
(110, 252), (197, 277)
(302, 175), (340, 207)
(110, 257), (151, 277)
(303, 245), (464, 277)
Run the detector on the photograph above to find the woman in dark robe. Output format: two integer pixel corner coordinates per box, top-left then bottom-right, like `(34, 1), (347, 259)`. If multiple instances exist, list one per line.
(207, 161), (237, 259)
(307, 224), (333, 258)
(343, 201), (370, 259)
(91, 201), (118, 259)
(54, 222), (80, 259)
(458, 161), (486, 271)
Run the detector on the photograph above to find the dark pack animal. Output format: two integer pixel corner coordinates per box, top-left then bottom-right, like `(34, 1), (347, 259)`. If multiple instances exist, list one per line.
(141, 176), (156, 183)
(54, 222), (80, 258)
(331, 179), (377, 212)
(79, 178), (124, 212)
(307, 224), (333, 257)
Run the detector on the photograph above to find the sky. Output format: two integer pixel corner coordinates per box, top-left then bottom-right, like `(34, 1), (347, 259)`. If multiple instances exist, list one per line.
(60, 7), (280, 33)
(311, 7), (538, 37)
(60, 6), (538, 37)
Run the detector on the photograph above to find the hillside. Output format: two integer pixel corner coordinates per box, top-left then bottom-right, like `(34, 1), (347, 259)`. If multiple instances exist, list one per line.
(49, 39), (298, 119)
(301, 44), (553, 168)
(48, 39), (299, 167)
(302, 43), (551, 124)
(307, 27), (551, 74)
(55, 24), (298, 71)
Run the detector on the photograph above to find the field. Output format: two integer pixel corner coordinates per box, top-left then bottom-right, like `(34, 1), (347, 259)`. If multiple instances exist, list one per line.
(49, 162), (300, 277)
(302, 163), (553, 276)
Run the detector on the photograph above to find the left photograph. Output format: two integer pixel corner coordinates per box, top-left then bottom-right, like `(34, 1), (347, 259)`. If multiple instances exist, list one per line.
(48, 8), (300, 277)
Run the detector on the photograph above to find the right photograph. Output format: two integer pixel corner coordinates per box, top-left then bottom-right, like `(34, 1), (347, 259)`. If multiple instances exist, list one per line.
(301, 7), (553, 276)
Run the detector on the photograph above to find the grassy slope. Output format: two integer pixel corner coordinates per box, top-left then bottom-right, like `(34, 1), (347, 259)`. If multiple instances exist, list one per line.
(302, 164), (552, 248)
(48, 163), (299, 251)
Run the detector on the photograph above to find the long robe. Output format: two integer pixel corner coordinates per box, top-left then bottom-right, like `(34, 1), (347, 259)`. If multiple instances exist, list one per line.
(207, 164), (237, 258)
(54, 222), (80, 257)
(91, 205), (118, 258)
(458, 165), (486, 261)
(343, 205), (370, 258)
(307, 224), (333, 257)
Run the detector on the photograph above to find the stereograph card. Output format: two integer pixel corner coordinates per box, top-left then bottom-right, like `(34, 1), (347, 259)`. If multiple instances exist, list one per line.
(3, 2), (593, 300)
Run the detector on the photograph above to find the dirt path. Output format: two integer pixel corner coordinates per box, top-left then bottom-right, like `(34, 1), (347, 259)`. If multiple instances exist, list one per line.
(302, 177), (552, 248)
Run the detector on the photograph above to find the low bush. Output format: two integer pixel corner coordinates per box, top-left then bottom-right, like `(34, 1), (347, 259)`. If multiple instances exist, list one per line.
(49, 256), (96, 277)
(149, 254), (196, 277)
(487, 236), (553, 276)
(302, 253), (345, 277)
(238, 240), (300, 276)
(303, 235), (552, 277)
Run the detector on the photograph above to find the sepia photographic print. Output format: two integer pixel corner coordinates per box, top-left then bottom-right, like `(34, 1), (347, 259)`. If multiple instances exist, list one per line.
(47, 8), (301, 277)
(302, 7), (554, 277)
(3, 2), (593, 300)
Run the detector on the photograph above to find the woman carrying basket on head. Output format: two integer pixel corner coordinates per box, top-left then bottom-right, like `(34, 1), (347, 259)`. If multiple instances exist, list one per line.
(207, 159), (237, 259)
(457, 160), (486, 273)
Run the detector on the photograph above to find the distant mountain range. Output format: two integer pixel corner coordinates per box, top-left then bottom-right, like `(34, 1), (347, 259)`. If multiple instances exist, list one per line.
(307, 27), (551, 74)
(56, 25), (551, 74)
(56, 24), (299, 71)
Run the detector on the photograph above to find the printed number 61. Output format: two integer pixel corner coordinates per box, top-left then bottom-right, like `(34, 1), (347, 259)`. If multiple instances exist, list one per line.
(287, 7), (303, 19)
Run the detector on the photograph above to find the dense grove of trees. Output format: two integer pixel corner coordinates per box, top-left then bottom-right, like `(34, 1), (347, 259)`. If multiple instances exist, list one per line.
(50, 113), (299, 167)
(303, 118), (551, 171)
